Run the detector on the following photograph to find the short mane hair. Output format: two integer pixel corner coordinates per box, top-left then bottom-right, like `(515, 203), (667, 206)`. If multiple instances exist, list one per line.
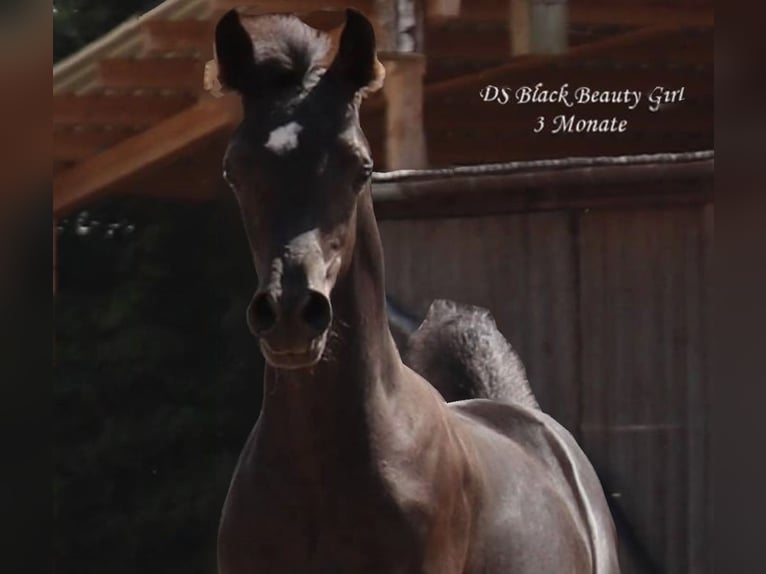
(240, 13), (331, 92)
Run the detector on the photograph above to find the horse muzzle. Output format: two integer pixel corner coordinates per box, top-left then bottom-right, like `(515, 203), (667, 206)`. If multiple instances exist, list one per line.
(247, 288), (333, 369)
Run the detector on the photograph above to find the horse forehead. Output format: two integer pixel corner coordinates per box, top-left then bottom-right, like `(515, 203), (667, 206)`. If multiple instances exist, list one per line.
(264, 121), (303, 156)
(226, 110), (362, 173)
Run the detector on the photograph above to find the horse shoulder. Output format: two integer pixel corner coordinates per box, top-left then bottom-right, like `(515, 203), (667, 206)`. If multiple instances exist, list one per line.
(448, 399), (621, 574)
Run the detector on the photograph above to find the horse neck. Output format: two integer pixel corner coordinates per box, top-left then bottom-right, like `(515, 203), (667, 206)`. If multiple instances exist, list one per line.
(257, 191), (408, 473)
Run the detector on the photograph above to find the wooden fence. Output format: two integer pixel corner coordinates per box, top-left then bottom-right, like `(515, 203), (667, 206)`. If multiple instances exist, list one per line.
(373, 152), (713, 573)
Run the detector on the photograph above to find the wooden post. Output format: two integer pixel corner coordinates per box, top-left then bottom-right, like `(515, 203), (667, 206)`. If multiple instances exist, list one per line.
(511, 0), (568, 56)
(373, 0), (397, 52)
(530, 0), (568, 54)
(382, 53), (427, 170)
(510, 0), (532, 55)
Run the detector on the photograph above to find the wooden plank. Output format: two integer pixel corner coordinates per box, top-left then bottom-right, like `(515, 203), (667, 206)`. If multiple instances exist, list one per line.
(522, 212), (580, 433)
(458, 1), (714, 27)
(54, 96), (241, 216)
(425, 20), (508, 58)
(54, 128), (140, 162)
(111, 142), (228, 202)
(577, 206), (709, 572)
(53, 94), (195, 127)
(140, 19), (213, 55)
(374, 184), (711, 221)
(688, 204), (712, 572)
(425, 55), (507, 82)
(426, 130), (713, 166)
(378, 212), (579, 433)
(99, 57), (206, 91)
(424, 25), (702, 97)
(372, 165), (713, 219)
(571, 4), (713, 27)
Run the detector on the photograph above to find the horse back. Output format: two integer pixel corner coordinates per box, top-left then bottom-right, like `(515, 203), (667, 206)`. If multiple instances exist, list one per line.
(450, 399), (621, 574)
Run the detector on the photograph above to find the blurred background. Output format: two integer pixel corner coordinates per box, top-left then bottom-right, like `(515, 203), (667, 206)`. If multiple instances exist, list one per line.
(49, 1), (713, 573)
(53, 3), (262, 573)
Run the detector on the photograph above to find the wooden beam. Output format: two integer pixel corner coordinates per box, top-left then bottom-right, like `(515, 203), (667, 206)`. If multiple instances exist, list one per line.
(425, 25), (695, 98)
(54, 128), (139, 162)
(122, 141), (229, 202)
(458, 3), (714, 27)
(375, 179), (712, 219)
(373, 157), (713, 219)
(570, 4), (713, 27)
(100, 57), (205, 91)
(54, 97), (241, 216)
(426, 21), (508, 58)
(140, 19), (213, 55)
(426, 19), (710, 63)
(53, 94), (195, 128)
(425, 55), (507, 83)
(382, 54), (427, 169)
(426, 130), (713, 165)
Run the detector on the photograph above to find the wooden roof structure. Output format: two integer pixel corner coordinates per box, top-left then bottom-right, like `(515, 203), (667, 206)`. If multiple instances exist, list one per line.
(52, 0), (713, 217)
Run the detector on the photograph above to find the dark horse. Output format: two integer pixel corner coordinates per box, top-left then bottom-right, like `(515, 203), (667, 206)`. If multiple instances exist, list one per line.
(214, 9), (620, 573)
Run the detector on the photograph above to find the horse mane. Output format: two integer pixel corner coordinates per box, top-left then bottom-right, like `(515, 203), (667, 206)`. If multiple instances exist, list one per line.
(405, 299), (539, 409)
(237, 13), (331, 93)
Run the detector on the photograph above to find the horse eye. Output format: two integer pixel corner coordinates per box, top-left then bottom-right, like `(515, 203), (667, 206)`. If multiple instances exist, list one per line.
(223, 168), (237, 189)
(355, 163), (373, 189)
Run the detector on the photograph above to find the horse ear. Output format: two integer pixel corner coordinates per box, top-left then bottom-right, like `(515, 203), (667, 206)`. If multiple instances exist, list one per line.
(329, 9), (385, 93)
(212, 9), (256, 94)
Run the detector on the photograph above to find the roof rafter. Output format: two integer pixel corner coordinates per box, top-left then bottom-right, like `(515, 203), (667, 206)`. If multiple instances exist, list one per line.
(53, 93), (195, 127)
(54, 97), (241, 216)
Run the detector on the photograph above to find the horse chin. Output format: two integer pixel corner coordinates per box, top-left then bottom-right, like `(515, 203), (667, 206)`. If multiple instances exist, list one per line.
(260, 335), (327, 370)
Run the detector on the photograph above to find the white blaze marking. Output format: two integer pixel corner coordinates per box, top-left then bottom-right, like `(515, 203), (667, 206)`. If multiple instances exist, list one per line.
(264, 121), (303, 155)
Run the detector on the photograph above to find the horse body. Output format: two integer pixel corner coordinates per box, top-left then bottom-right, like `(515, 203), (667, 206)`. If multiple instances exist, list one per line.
(213, 9), (620, 573)
(452, 400), (618, 573)
(219, 361), (618, 573)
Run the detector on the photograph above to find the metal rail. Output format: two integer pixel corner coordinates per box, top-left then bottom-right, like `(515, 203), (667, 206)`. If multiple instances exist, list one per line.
(371, 150), (714, 184)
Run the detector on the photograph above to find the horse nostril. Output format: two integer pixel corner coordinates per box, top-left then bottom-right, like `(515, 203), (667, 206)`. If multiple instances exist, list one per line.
(249, 292), (278, 336)
(300, 291), (332, 334)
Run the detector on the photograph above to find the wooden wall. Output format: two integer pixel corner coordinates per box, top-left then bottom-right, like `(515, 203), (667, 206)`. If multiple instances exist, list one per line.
(378, 198), (712, 574)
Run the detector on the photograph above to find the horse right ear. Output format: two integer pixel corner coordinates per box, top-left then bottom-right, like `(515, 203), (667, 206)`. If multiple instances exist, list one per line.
(328, 9), (385, 94)
(212, 9), (257, 95)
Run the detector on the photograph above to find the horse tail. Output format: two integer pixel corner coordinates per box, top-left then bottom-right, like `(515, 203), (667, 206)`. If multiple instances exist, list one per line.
(394, 298), (539, 409)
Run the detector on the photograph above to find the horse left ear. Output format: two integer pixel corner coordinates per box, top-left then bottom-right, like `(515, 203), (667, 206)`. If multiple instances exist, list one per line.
(329, 9), (385, 94)
(210, 9), (258, 96)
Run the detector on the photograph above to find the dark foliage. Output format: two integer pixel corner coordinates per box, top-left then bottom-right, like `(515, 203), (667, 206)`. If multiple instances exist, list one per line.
(54, 0), (164, 62)
(54, 5), (264, 572)
(54, 197), (264, 574)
